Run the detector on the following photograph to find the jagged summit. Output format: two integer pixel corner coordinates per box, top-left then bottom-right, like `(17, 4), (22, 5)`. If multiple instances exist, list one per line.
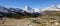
(24, 5), (31, 10)
(23, 5), (34, 13)
(0, 6), (41, 17)
(23, 5), (32, 10)
(23, 5), (41, 13)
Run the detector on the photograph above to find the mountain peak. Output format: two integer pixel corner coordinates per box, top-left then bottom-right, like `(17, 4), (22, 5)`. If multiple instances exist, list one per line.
(56, 4), (60, 8)
(24, 5), (32, 10)
(42, 4), (60, 11)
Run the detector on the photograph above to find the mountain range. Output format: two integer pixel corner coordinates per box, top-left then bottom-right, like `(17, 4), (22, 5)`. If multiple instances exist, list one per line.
(0, 4), (60, 18)
(0, 6), (41, 18)
(41, 4), (60, 15)
(42, 4), (60, 11)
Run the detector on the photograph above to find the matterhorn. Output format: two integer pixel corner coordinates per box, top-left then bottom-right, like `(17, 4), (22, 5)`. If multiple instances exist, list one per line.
(23, 5), (41, 13)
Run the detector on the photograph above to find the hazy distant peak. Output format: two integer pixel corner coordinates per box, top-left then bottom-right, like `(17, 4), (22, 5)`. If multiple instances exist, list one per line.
(56, 4), (60, 8)
(42, 4), (60, 11)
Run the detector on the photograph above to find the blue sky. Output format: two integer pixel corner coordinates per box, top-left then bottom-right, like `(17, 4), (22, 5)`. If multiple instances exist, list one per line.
(0, 0), (60, 9)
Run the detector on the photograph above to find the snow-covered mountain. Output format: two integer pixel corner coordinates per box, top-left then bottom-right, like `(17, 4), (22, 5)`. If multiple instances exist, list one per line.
(40, 4), (60, 15)
(0, 6), (9, 13)
(56, 4), (60, 8)
(0, 6), (41, 17)
(33, 8), (41, 13)
(23, 5), (41, 13)
(42, 5), (60, 11)
(23, 5), (34, 13)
